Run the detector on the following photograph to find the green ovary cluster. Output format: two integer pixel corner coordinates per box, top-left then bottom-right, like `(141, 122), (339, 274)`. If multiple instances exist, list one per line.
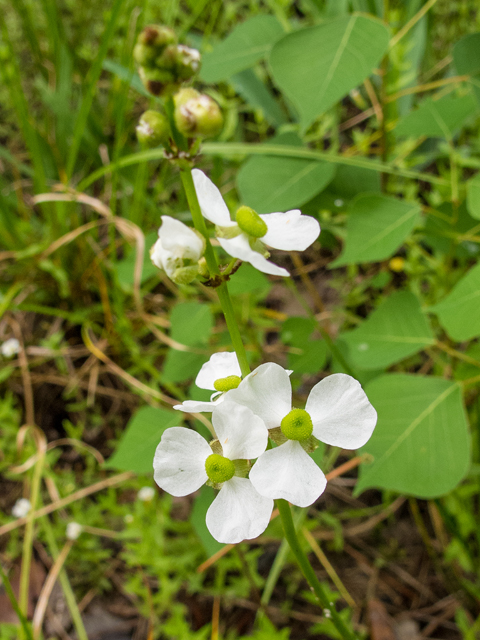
(205, 454), (235, 483)
(280, 408), (313, 441)
(236, 206), (268, 238)
(213, 375), (242, 392)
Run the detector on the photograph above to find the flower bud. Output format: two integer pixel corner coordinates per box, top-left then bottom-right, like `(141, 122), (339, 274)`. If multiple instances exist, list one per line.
(136, 110), (169, 147)
(138, 66), (176, 97)
(133, 25), (176, 67)
(174, 91), (223, 138)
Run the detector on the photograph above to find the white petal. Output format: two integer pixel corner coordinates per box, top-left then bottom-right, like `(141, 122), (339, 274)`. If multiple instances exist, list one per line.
(249, 440), (327, 507)
(260, 210), (320, 251)
(226, 363), (292, 429)
(192, 169), (232, 225)
(206, 477), (273, 543)
(159, 216), (204, 260)
(218, 235), (289, 276)
(150, 238), (170, 271)
(153, 427), (211, 496)
(195, 352), (242, 390)
(212, 401), (268, 460)
(306, 373), (377, 449)
(173, 397), (223, 413)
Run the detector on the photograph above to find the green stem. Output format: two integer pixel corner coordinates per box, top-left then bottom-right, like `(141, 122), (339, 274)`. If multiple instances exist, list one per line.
(19, 448), (45, 639)
(276, 499), (358, 640)
(0, 564), (33, 640)
(180, 167), (251, 377)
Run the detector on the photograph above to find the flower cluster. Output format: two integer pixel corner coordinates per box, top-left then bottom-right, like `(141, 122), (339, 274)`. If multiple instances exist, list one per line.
(153, 355), (377, 543)
(150, 170), (320, 282)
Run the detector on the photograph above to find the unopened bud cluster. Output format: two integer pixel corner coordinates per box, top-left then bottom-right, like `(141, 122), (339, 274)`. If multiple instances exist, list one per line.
(134, 26), (223, 149)
(134, 25), (199, 97)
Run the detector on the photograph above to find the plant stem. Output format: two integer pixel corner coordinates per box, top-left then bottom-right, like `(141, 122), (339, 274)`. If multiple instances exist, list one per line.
(180, 167), (251, 377)
(276, 499), (358, 640)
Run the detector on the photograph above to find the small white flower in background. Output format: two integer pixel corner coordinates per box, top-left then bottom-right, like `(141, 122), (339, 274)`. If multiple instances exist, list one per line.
(124, 514), (134, 524)
(192, 169), (320, 277)
(154, 401), (272, 543)
(174, 352), (241, 413)
(151, 216), (205, 284)
(66, 522), (83, 540)
(226, 363), (377, 508)
(137, 486), (156, 502)
(11, 498), (31, 518)
(1, 338), (20, 358)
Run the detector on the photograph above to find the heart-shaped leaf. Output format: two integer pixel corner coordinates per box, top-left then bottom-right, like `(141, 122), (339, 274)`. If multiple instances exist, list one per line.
(357, 375), (470, 498)
(269, 15), (389, 130)
(341, 291), (435, 370)
(331, 193), (421, 266)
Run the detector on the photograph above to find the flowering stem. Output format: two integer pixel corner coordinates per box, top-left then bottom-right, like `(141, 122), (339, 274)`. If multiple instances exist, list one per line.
(179, 167), (251, 377)
(276, 499), (358, 640)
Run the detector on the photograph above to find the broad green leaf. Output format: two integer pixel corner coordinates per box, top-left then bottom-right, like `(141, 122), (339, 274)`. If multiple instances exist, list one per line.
(200, 15), (284, 83)
(105, 407), (181, 473)
(231, 68), (286, 126)
(115, 231), (157, 287)
(170, 302), (213, 346)
(288, 340), (327, 375)
(453, 33), (480, 104)
(331, 193), (421, 266)
(228, 263), (272, 296)
(190, 486), (223, 556)
(466, 174), (480, 220)
(429, 263), (480, 341)
(281, 317), (316, 347)
(395, 94), (477, 139)
(357, 375), (470, 498)
(341, 291), (435, 370)
(329, 164), (381, 197)
(423, 202), (480, 258)
(269, 15), (389, 130)
(237, 132), (336, 213)
(162, 350), (208, 384)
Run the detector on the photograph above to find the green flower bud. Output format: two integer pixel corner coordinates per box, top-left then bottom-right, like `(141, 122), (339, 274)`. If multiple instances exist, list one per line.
(135, 25), (176, 61)
(213, 375), (242, 392)
(205, 454), (235, 484)
(170, 265), (199, 285)
(136, 110), (169, 147)
(174, 93), (223, 138)
(236, 206), (268, 238)
(197, 257), (209, 278)
(280, 408), (313, 442)
(138, 66), (176, 97)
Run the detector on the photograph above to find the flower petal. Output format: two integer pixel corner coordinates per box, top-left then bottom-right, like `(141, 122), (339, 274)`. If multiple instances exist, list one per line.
(159, 216), (205, 259)
(212, 401), (268, 460)
(218, 235), (289, 277)
(306, 373), (377, 449)
(260, 210), (320, 251)
(226, 363), (292, 429)
(153, 427), (211, 496)
(173, 397), (223, 413)
(206, 477), (273, 543)
(195, 352), (242, 390)
(192, 169), (232, 225)
(249, 440), (327, 507)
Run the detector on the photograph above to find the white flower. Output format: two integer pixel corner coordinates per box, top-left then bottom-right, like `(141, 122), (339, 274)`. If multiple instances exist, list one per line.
(66, 522), (83, 540)
(174, 352), (242, 413)
(151, 216), (205, 284)
(192, 169), (320, 277)
(226, 363), (377, 507)
(1, 338), (20, 358)
(137, 486), (155, 502)
(154, 401), (272, 543)
(12, 498), (31, 518)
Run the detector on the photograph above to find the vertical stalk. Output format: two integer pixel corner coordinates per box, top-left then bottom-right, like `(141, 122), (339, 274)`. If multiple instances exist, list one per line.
(276, 499), (358, 640)
(179, 167), (251, 377)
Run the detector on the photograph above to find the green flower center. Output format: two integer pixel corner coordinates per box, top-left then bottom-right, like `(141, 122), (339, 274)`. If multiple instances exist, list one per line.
(213, 375), (242, 392)
(205, 454), (235, 483)
(280, 408), (313, 441)
(236, 206), (268, 238)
